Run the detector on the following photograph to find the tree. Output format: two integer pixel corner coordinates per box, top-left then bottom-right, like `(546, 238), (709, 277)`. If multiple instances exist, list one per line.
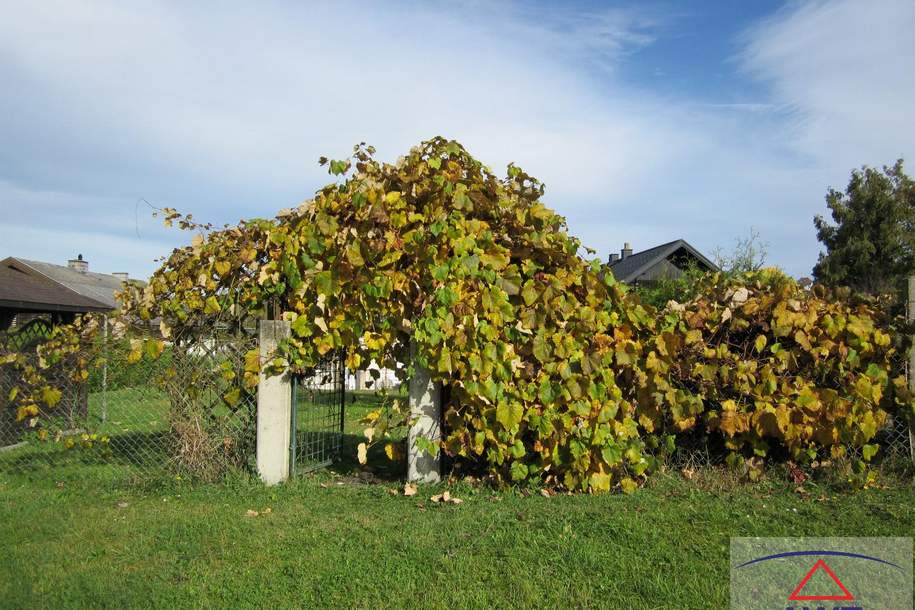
(635, 229), (768, 309)
(813, 160), (915, 296)
(713, 228), (769, 275)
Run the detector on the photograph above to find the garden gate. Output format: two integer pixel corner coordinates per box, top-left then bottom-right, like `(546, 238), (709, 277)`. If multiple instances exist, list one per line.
(290, 352), (346, 474)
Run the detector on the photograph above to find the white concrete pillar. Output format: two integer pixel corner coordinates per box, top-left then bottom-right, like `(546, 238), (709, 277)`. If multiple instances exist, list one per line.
(256, 320), (292, 485)
(407, 342), (442, 483)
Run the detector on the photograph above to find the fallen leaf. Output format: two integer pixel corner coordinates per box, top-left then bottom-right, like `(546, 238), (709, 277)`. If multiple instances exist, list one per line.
(262, 507), (272, 515)
(403, 483), (417, 497)
(245, 509), (259, 517)
(116, 501), (129, 509)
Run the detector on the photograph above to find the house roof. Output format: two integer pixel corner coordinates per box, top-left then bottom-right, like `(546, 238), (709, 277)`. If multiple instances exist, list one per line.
(606, 239), (717, 283)
(0, 257), (128, 313)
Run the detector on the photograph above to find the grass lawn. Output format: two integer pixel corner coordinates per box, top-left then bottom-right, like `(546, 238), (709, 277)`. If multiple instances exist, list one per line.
(1, 388), (913, 609)
(1, 458), (913, 609)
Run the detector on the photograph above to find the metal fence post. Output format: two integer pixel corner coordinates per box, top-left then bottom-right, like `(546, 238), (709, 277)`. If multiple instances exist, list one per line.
(101, 315), (108, 423)
(256, 319), (292, 485)
(407, 340), (442, 483)
(908, 276), (915, 464)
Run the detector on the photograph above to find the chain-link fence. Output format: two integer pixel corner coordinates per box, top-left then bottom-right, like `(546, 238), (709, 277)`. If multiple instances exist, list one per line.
(0, 316), (257, 482)
(291, 352), (345, 475)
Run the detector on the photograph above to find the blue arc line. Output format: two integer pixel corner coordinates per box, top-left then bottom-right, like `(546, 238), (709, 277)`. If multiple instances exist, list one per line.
(736, 550), (904, 571)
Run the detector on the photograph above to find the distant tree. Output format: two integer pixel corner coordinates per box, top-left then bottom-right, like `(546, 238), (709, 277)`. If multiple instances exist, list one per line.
(813, 160), (915, 296)
(635, 229), (769, 309)
(633, 262), (706, 309)
(712, 228), (769, 275)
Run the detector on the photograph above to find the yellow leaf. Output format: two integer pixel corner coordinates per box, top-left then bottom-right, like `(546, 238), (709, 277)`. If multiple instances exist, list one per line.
(204, 296), (221, 314)
(362, 409), (382, 424)
(223, 388), (241, 407)
(41, 387), (62, 407)
(345, 242), (364, 267)
(589, 471), (612, 492)
(357, 442), (368, 464)
(385, 442), (404, 462)
(619, 477), (638, 494)
(215, 260), (231, 275)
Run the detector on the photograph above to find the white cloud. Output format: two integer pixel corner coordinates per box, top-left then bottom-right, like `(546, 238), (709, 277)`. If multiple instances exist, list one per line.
(735, 0), (915, 271)
(0, 0), (913, 279)
(0, 0), (695, 276)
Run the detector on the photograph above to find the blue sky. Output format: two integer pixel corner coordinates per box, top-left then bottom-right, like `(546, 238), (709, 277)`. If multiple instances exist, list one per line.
(1, 0), (914, 279)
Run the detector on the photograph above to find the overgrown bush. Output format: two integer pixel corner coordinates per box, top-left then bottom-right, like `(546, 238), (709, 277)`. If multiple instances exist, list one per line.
(116, 138), (914, 491)
(644, 269), (913, 479)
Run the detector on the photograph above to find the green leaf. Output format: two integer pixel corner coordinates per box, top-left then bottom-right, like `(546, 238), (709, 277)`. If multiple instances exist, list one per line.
(510, 461), (528, 481)
(496, 401), (523, 430)
(314, 271), (333, 296)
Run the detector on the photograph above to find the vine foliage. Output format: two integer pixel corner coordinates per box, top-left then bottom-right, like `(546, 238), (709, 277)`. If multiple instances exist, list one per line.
(6, 137), (911, 490)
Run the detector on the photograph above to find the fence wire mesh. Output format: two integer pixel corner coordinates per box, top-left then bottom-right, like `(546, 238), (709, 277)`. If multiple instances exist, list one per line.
(291, 352), (345, 474)
(0, 316), (258, 482)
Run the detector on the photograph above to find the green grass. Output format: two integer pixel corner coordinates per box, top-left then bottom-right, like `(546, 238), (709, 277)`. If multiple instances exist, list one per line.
(2, 389), (913, 608)
(1, 455), (913, 609)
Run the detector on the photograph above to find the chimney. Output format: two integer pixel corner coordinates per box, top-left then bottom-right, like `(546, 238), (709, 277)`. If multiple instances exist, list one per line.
(112, 272), (129, 282)
(68, 254), (89, 273)
(620, 242), (633, 260)
(608, 252), (620, 263)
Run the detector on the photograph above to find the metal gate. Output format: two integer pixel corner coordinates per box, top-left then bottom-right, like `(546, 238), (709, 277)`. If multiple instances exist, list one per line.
(290, 352), (345, 474)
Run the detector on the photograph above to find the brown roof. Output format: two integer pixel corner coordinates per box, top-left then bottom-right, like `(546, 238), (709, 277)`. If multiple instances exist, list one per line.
(14, 258), (126, 308)
(0, 257), (114, 313)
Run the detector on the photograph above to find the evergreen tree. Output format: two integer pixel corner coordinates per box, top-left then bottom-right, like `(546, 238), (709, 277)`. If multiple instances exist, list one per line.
(813, 160), (915, 296)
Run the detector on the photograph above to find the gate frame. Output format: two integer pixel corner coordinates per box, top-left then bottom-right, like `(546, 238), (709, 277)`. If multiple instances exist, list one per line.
(289, 352), (346, 476)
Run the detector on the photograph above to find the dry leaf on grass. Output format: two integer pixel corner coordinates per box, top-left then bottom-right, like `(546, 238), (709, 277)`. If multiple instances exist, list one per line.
(116, 501), (129, 509)
(430, 490), (463, 505)
(403, 483), (417, 496)
(245, 509), (259, 518)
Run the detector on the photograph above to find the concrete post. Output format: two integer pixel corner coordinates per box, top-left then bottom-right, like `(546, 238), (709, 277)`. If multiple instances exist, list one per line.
(908, 277), (915, 463)
(256, 320), (292, 485)
(407, 341), (442, 483)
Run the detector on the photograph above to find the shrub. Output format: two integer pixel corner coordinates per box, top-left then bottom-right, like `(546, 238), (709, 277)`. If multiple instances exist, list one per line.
(118, 139), (915, 491)
(644, 269), (914, 478)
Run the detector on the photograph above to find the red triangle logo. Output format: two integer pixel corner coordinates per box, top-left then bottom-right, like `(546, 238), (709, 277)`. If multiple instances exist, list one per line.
(788, 559), (855, 601)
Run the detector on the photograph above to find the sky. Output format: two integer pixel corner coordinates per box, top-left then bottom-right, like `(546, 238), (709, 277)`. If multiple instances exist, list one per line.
(1, 0), (914, 279)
